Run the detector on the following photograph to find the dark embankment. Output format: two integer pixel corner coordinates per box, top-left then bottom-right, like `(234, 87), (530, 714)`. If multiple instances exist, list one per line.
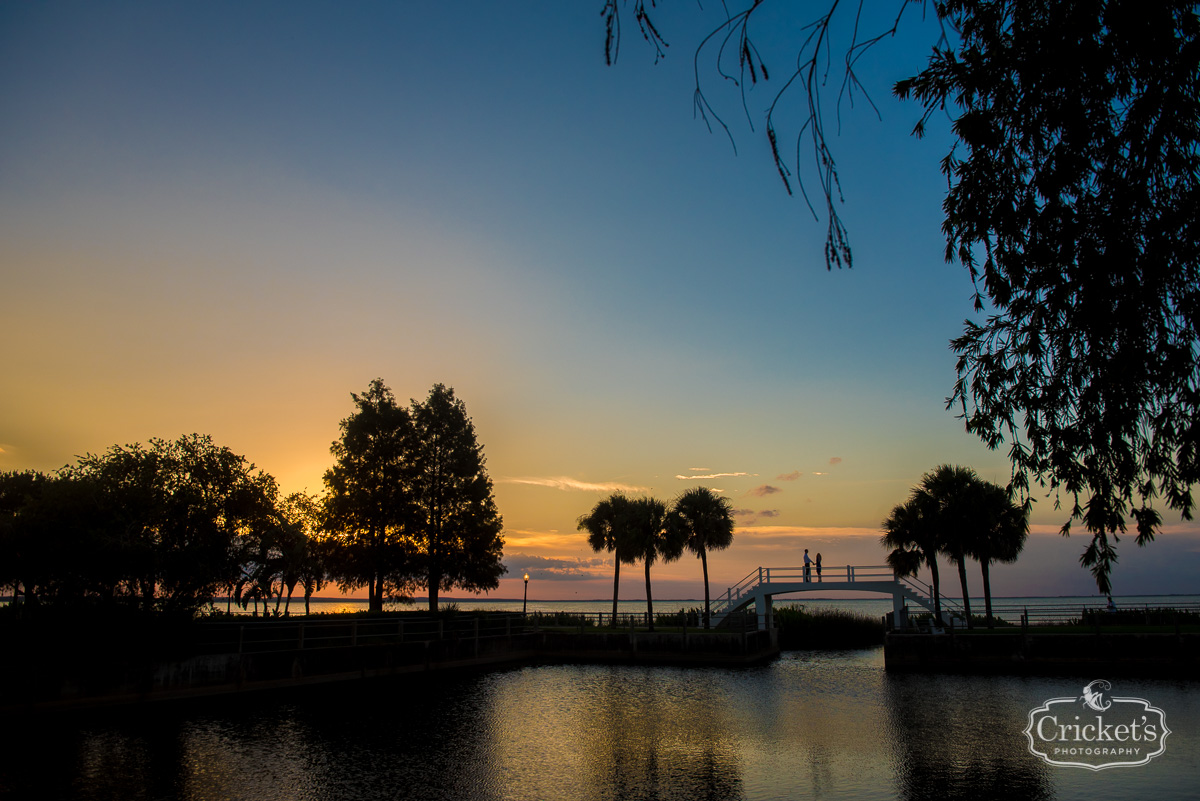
(1, 609), (779, 712)
(0, 609), (538, 712)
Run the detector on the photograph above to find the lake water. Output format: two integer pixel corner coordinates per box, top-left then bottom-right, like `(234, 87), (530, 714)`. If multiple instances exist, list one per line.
(6, 647), (1196, 800)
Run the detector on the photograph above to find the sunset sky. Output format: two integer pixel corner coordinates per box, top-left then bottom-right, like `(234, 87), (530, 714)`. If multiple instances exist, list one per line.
(4, 2), (1197, 602)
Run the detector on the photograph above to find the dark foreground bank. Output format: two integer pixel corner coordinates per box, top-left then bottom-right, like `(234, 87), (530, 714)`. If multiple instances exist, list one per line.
(0, 613), (780, 712)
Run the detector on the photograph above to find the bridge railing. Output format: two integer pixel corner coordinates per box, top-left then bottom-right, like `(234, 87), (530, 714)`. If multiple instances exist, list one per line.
(896, 573), (967, 620)
(713, 567), (769, 612)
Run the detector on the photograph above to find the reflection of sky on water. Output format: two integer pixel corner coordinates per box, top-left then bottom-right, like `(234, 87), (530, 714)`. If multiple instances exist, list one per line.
(5, 651), (1196, 800)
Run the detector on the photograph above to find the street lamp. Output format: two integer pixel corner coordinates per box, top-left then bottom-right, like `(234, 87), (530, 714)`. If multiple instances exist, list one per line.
(523, 573), (530, 617)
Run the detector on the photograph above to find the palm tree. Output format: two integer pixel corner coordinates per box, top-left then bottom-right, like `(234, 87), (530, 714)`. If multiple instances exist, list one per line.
(578, 493), (636, 625)
(884, 465), (1033, 630)
(920, 465), (979, 627)
(668, 486), (734, 628)
(969, 480), (1030, 628)
(881, 492), (945, 625)
(625, 496), (685, 631)
(884, 543), (924, 580)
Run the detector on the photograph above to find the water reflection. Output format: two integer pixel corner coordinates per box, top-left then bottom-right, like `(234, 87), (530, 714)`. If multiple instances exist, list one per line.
(3, 651), (1196, 801)
(882, 673), (1053, 801)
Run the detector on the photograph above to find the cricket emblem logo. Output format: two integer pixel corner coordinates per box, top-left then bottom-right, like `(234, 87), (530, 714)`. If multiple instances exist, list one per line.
(1080, 679), (1112, 712)
(1025, 680), (1170, 770)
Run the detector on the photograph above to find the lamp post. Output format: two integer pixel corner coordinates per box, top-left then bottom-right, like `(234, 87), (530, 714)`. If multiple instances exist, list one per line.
(523, 573), (529, 617)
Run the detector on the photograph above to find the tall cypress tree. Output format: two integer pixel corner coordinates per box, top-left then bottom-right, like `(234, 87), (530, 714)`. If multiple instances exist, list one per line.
(323, 379), (418, 612)
(409, 384), (505, 613)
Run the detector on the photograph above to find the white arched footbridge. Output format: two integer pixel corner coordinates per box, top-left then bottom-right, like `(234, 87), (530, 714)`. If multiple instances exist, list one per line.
(710, 565), (964, 629)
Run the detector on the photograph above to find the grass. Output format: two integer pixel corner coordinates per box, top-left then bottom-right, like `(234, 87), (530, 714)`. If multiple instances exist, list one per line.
(774, 606), (885, 648)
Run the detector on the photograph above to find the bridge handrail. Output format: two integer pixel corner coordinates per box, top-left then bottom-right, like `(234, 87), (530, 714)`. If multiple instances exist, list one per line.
(711, 567), (763, 614)
(897, 573), (966, 618)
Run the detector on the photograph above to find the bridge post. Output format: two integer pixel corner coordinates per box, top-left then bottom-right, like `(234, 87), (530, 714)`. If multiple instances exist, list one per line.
(754, 591), (773, 631)
(891, 585), (907, 629)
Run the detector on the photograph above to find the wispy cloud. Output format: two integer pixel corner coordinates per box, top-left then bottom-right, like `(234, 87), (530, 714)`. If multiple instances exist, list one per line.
(503, 529), (587, 549)
(688, 467), (710, 472)
(746, 484), (781, 497)
(502, 476), (649, 493)
(731, 507), (780, 524)
(829, 457), (843, 466)
(502, 553), (612, 580)
(676, 471), (754, 480)
(733, 525), (882, 540)
(776, 470), (802, 481)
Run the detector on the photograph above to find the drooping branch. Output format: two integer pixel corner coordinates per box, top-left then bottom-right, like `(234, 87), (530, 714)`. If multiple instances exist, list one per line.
(603, 0), (931, 270)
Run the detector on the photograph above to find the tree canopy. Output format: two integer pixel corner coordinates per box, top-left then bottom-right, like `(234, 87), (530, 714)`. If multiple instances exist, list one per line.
(606, 1), (1200, 592)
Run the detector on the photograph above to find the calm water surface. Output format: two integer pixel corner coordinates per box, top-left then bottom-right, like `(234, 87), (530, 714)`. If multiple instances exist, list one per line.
(5, 648), (1195, 801)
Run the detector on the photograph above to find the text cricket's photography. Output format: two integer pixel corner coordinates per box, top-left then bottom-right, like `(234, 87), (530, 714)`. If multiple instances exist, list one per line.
(2, 2), (1198, 801)
(1024, 679), (1171, 771)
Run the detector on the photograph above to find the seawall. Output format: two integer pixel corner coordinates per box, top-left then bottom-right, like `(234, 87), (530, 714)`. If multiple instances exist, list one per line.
(2, 626), (778, 713)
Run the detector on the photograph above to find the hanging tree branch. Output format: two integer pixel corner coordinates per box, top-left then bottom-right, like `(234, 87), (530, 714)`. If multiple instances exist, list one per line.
(603, 0), (927, 270)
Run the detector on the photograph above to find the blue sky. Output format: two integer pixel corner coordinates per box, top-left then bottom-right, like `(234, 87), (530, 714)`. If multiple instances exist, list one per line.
(3, 1), (1197, 600)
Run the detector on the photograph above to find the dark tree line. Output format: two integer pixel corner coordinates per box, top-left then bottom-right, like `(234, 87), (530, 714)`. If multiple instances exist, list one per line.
(0, 435), (284, 616)
(604, 1), (1200, 592)
(0, 382), (505, 617)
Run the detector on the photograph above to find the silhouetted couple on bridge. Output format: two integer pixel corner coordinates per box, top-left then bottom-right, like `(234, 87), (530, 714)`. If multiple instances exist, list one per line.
(803, 549), (822, 582)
